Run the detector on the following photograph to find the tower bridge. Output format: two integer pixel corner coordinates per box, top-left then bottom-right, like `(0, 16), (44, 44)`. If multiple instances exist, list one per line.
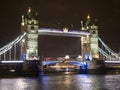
(0, 8), (120, 75)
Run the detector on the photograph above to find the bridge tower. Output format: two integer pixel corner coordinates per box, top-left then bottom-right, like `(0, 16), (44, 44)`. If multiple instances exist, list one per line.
(81, 15), (99, 60)
(21, 8), (39, 60)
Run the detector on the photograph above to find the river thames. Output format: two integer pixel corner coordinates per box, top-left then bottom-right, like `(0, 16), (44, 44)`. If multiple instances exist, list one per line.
(0, 73), (120, 90)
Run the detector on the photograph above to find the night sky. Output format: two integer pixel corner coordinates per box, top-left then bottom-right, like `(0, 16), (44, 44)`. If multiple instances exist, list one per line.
(0, 0), (120, 57)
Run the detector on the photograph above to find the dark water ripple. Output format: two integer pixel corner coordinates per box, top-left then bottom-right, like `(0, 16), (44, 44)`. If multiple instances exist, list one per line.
(0, 74), (120, 90)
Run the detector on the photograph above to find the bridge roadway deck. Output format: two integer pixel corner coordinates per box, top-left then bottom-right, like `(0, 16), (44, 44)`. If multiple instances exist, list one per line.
(104, 61), (120, 63)
(104, 60), (120, 68)
(0, 60), (86, 66)
(0, 60), (120, 69)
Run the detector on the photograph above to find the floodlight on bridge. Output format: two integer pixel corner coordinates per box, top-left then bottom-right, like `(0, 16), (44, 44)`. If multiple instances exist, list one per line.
(22, 39), (25, 43)
(77, 55), (83, 61)
(65, 55), (70, 60)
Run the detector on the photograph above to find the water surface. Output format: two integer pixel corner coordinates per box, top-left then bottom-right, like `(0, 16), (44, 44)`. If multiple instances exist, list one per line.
(0, 74), (120, 90)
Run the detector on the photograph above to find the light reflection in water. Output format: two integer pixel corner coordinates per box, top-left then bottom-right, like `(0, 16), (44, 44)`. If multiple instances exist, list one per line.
(0, 74), (120, 90)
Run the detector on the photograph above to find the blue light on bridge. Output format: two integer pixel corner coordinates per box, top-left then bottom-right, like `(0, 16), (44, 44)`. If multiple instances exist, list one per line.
(43, 62), (47, 65)
(42, 61), (52, 65)
(85, 54), (90, 60)
(79, 62), (88, 70)
(22, 53), (26, 61)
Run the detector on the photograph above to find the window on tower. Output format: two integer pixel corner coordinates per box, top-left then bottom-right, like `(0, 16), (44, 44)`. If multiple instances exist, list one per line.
(31, 26), (35, 30)
(92, 31), (96, 34)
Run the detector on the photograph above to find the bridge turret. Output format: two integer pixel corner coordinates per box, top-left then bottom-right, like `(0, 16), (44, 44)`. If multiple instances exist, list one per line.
(81, 15), (99, 60)
(21, 8), (39, 60)
(89, 24), (99, 60)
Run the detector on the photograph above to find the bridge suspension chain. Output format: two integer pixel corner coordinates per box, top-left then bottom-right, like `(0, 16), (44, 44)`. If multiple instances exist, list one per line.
(98, 37), (119, 60)
(0, 33), (26, 60)
(98, 37), (115, 53)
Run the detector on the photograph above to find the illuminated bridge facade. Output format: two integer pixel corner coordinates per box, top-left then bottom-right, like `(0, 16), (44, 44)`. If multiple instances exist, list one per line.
(0, 8), (120, 74)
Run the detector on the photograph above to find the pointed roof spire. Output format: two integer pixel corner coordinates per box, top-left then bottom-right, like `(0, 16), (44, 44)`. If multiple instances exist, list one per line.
(85, 14), (91, 29)
(21, 15), (25, 26)
(27, 7), (32, 20)
(28, 7), (31, 13)
(87, 14), (90, 19)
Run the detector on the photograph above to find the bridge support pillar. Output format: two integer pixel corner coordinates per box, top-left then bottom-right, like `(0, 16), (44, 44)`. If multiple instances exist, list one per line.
(89, 25), (99, 60)
(81, 35), (91, 60)
(39, 59), (43, 75)
(81, 15), (99, 60)
(22, 60), (40, 76)
(21, 8), (39, 60)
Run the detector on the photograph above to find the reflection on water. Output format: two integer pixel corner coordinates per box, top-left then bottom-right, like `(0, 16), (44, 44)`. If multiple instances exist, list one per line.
(0, 74), (120, 90)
